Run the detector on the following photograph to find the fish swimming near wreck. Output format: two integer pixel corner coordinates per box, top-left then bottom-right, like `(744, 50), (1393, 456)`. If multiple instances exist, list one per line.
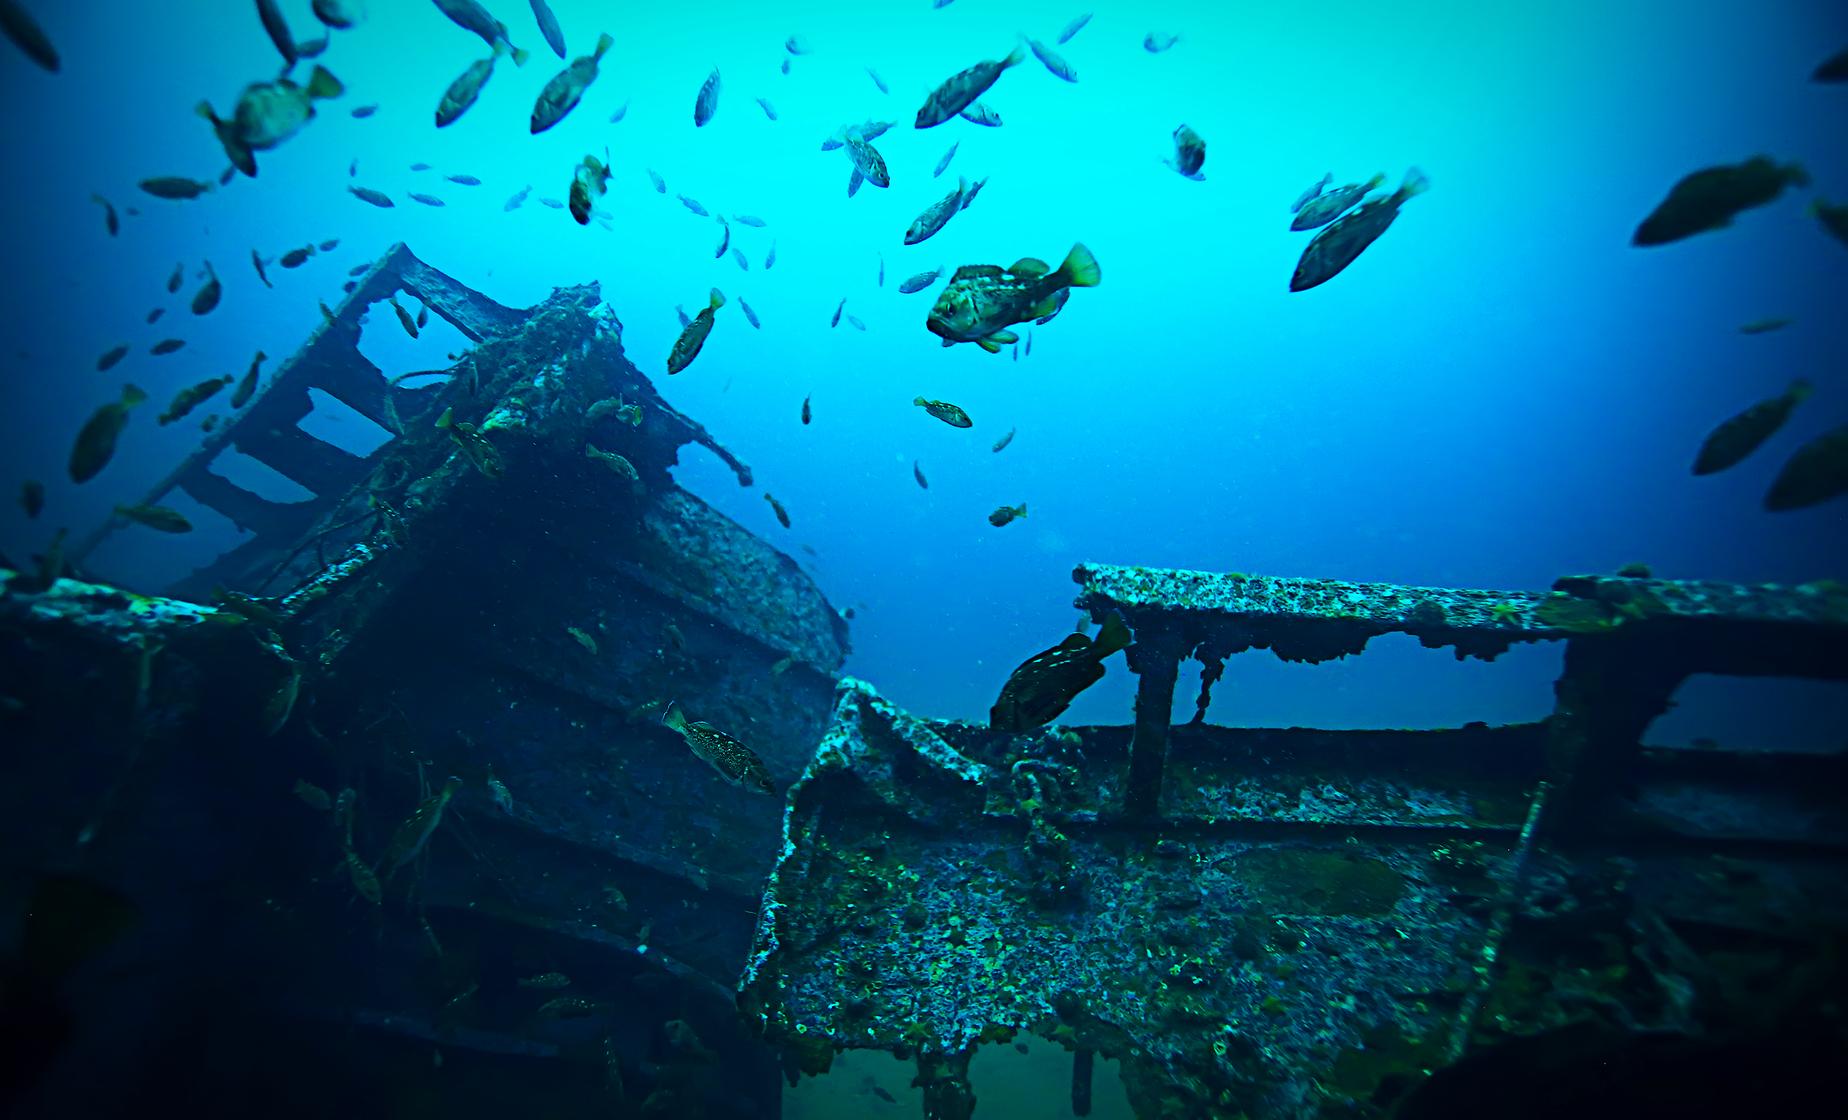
(668, 288), (725, 374)
(927, 243), (1100, 352)
(531, 32), (613, 134)
(1764, 424), (1848, 512)
(69, 384), (146, 483)
(990, 613), (1132, 731)
(1693, 380), (1810, 476)
(661, 703), (775, 793)
(198, 65), (345, 177)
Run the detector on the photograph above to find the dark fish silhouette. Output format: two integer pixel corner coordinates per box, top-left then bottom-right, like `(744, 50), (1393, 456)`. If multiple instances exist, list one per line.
(990, 613), (1131, 731)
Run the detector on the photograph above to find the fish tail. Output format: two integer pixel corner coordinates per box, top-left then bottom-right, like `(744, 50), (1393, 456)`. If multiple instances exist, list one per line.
(1789, 378), (1813, 403)
(1015, 503), (1027, 519)
(661, 702), (687, 734)
(1785, 162), (1810, 189)
(1001, 45), (1025, 69)
(708, 288), (726, 310)
(593, 33), (614, 60)
(193, 100), (219, 123)
(120, 384), (147, 407)
(913, 396), (928, 406)
(1052, 242), (1102, 288)
(1397, 166), (1430, 198)
(510, 44), (531, 67)
(306, 65), (344, 100)
(1807, 198), (1824, 217)
(1092, 612), (1132, 658)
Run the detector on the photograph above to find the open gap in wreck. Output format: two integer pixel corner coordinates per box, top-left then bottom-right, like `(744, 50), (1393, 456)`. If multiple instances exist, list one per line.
(1647, 673), (1848, 752)
(355, 287), (473, 388)
(206, 450), (318, 505)
(298, 388), (396, 458)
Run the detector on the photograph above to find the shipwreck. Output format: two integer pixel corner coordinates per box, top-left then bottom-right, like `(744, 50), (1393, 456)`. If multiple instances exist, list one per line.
(3, 246), (1843, 1120)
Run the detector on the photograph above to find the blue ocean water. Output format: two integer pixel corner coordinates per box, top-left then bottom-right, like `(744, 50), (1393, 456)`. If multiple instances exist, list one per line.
(1, 3), (1846, 1117)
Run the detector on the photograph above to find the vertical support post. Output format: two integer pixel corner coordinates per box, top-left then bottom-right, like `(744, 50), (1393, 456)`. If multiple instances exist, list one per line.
(1124, 627), (1184, 818)
(1541, 635), (1686, 837)
(916, 1047), (976, 1120)
(1071, 1048), (1095, 1116)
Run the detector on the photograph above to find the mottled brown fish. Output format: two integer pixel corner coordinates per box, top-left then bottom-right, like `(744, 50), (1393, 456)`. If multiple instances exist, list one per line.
(586, 443), (640, 484)
(988, 503), (1026, 527)
(115, 504), (192, 533)
(764, 492), (791, 527)
(662, 703), (775, 793)
(69, 384), (146, 483)
(230, 350), (266, 409)
(928, 244), (1100, 351)
(92, 194), (118, 236)
(389, 296), (419, 338)
(140, 176), (214, 200)
(992, 427), (1016, 453)
(1290, 168), (1428, 291)
(159, 376), (232, 425)
(914, 397), (972, 427)
(519, 972), (571, 990)
(197, 65), (344, 177)
(1692, 380), (1810, 476)
(435, 407), (505, 478)
(1738, 317), (1793, 335)
(800, 395), (812, 425)
(1812, 198), (1848, 248)
(96, 344), (128, 372)
(531, 32), (613, 134)
(190, 261), (221, 315)
(668, 288), (725, 374)
(916, 47), (1022, 128)
(990, 613), (1131, 731)
(1633, 157), (1807, 246)
(378, 776), (463, 878)
(437, 56), (497, 128)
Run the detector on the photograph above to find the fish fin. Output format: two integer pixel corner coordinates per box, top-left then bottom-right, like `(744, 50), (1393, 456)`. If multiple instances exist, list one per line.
(847, 168), (863, 197)
(913, 396), (928, 406)
(593, 33), (614, 60)
(1001, 46), (1025, 69)
(193, 101), (219, 123)
(940, 337), (955, 347)
(708, 288), (726, 310)
(976, 336), (1004, 354)
(511, 46), (530, 67)
(661, 701), (687, 733)
(1789, 379), (1813, 403)
(435, 406), (454, 430)
(1366, 172), (1387, 190)
(306, 66), (344, 100)
(1052, 242), (1101, 288)
(990, 330), (1019, 345)
(1014, 503), (1027, 518)
(1091, 612), (1132, 658)
(121, 384), (147, 407)
(1785, 162), (1811, 189)
(1398, 166), (1430, 197)
(1010, 257), (1050, 277)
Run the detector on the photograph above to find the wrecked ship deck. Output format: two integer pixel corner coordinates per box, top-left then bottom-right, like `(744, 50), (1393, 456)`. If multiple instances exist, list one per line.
(742, 564), (1848, 1119)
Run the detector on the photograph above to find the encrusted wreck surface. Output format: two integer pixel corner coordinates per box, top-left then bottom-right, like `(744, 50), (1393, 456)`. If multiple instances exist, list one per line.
(742, 564), (1848, 1120)
(4, 246), (846, 1119)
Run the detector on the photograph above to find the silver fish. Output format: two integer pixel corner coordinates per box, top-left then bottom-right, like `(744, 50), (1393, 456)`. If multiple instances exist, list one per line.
(1026, 38), (1077, 82)
(738, 298), (761, 328)
(899, 266), (944, 294)
(933, 140), (959, 178)
(959, 101), (1002, 127)
(757, 96), (778, 121)
(1058, 13), (1093, 44)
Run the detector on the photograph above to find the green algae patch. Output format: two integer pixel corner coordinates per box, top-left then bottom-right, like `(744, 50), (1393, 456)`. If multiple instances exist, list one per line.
(1231, 849), (1406, 916)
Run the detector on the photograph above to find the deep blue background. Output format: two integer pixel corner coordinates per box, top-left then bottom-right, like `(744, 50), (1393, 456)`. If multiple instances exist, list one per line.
(1, 0), (1844, 743)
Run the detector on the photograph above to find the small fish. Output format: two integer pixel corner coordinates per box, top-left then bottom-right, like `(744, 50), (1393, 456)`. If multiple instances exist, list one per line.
(913, 460), (928, 489)
(867, 66), (888, 93)
(781, 57), (790, 74)
(389, 296), (419, 338)
(199, 415), (219, 432)
(0, 0), (59, 71)
(1693, 380), (1810, 476)
(1058, 13), (1093, 44)
(279, 245), (315, 268)
(731, 247), (749, 271)
(504, 184), (531, 210)
(906, 176), (969, 245)
(757, 96), (778, 121)
(346, 264), (368, 277)
(519, 972), (570, 990)
(735, 214), (767, 228)
(1292, 172), (1332, 213)
(1026, 38), (1077, 82)
(437, 55), (497, 128)
(539, 197), (564, 209)
(140, 176), (213, 200)
(845, 314), (866, 331)
(531, 32), (614, 134)
(350, 103), (378, 118)
(959, 101), (1002, 127)
(916, 48), (1023, 128)
(378, 776), (464, 877)
(1291, 174), (1382, 231)
(230, 350), (266, 409)
(715, 216), (731, 258)
(529, 0), (565, 58)
(928, 244), (1100, 351)
(765, 241), (777, 269)
(1024, 331), (1033, 357)
(416, 305), (429, 328)
(668, 288), (726, 374)
(678, 193), (709, 216)
(899, 266), (944, 294)
(293, 779), (333, 811)
(166, 261), (183, 292)
(19, 479), (44, 519)
(1811, 198), (1848, 248)
(570, 153), (611, 225)
(647, 167), (665, 193)
(1144, 32), (1180, 53)
(872, 1087), (898, 1104)
(586, 443), (640, 483)
(96, 345), (128, 372)
(139, 307), (159, 323)
(566, 625), (598, 654)
(1633, 157), (1808, 246)
(346, 159), (356, 178)
(197, 65), (345, 177)
(662, 703), (775, 793)
(764, 492), (791, 527)
(1291, 168), (1428, 291)
(608, 99), (629, 123)
(831, 298), (846, 327)
(312, 0), (364, 30)
(1738, 317), (1793, 335)
(257, 0), (297, 66)
(877, 253), (885, 287)
(1765, 423), (1848, 511)
(1814, 46), (1848, 83)
(487, 766), (514, 813)
(846, 135), (891, 188)
(675, 305), (691, 327)
(150, 338), (185, 355)
(914, 397), (972, 427)
(190, 261), (221, 315)
(348, 185), (394, 207)
(408, 192), (447, 207)
(801, 395), (811, 424)
(115, 504), (192, 533)
(663, 621), (686, 650)
(821, 119), (895, 151)
(988, 503), (1026, 527)
(770, 656), (794, 676)
(252, 250), (274, 288)
(694, 67), (721, 127)
(432, 0), (531, 64)
(91, 194), (118, 236)
(738, 298), (761, 329)
(411, 162), (432, 171)
(1164, 124), (1205, 180)
(536, 996), (599, 1019)
(158, 376), (232, 425)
